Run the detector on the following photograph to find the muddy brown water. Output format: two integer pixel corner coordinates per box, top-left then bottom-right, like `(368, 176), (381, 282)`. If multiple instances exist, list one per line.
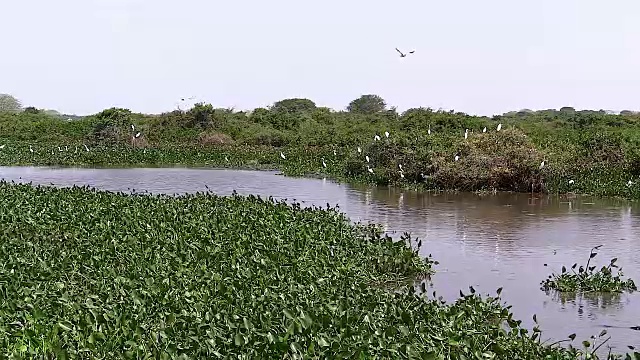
(1, 166), (639, 352)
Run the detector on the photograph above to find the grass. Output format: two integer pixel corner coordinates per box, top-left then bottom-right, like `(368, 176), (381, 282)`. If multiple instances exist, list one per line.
(3, 103), (640, 199)
(2, 181), (639, 358)
(541, 245), (638, 293)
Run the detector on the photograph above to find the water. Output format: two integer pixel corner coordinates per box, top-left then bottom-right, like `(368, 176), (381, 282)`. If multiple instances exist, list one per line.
(1, 166), (639, 352)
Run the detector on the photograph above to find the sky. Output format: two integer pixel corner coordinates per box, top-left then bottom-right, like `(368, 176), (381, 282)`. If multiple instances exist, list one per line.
(2, 0), (640, 116)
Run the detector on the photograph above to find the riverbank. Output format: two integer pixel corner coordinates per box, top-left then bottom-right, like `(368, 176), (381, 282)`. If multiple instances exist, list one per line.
(0, 180), (626, 358)
(2, 105), (640, 199)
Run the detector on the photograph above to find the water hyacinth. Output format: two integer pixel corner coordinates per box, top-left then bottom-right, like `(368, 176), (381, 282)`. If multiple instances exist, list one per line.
(541, 245), (638, 293)
(1, 181), (636, 358)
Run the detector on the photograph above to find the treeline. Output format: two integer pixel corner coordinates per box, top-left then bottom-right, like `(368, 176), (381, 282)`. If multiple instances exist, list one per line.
(2, 94), (640, 148)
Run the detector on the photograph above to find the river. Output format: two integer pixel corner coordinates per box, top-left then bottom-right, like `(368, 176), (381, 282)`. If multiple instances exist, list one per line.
(1, 166), (639, 352)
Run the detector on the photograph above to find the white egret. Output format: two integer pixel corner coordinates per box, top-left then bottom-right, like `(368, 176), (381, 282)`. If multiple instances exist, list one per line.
(428, 124), (431, 135)
(539, 161), (545, 169)
(568, 179), (575, 185)
(333, 150), (337, 156)
(497, 123), (502, 132)
(374, 134), (381, 141)
(628, 180), (634, 187)
(400, 171), (405, 178)
(131, 124), (135, 131)
(84, 144), (89, 152)
(135, 132), (141, 138)
(454, 155), (459, 161)
(225, 156), (229, 162)
(365, 155), (370, 162)
(29, 145), (33, 153)
(322, 159), (327, 168)
(483, 127), (487, 133)
(398, 164), (403, 170)
(464, 129), (468, 139)
(385, 131), (390, 138)
(357, 147), (362, 153)
(280, 151), (285, 160)
(0, 144), (5, 149)
(58, 146), (62, 152)
(367, 166), (374, 174)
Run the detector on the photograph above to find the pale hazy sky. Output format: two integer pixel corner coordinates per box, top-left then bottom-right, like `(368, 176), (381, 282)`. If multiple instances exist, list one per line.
(2, 0), (640, 116)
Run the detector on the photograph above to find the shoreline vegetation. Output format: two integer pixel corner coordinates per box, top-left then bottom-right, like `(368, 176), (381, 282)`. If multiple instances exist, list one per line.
(1, 180), (637, 358)
(1, 96), (640, 199)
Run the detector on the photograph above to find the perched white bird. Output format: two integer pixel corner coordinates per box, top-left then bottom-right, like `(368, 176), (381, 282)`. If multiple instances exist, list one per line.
(84, 144), (89, 152)
(0, 144), (5, 149)
(29, 146), (33, 153)
(374, 134), (381, 141)
(568, 179), (575, 185)
(399, 171), (405, 178)
(384, 131), (390, 138)
(357, 147), (362, 153)
(398, 164), (403, 170)
(280, 152), (286, 159)
(464, 129), (468, 139)
(540, 161), (545, 169)
(131, 124), (135, 131)
(428, 125), (431, 135)
(225, 156), (229, 162)
(454, 155), (459, 161)
(483, 127), (487, 133)
(365, 155), (370, 163)
(497, 123), (502, 132)
(367, 166), (374, 174)
(322, 159), (327, 168)
(58, 146), (62, 152)
(627, 180), (633, 187)
(135, 132), (141, 138)
(333, 150), (337, 156)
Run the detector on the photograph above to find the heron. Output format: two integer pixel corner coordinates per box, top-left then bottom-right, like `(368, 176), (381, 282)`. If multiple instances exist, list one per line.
(365, 155), (370, 163)
(135, 132), (141, 138)
(374, 134), (381, 141)
(464, 129), (468, 139)
(497, 123), (502, 132)
(385, 131), (390, 138)
(280, 152), (286, 160)
(357, 147), (362, 153)
(483, 127), (487, 133)
(455, 155), (459, 161)
(322, 159), (327, 168)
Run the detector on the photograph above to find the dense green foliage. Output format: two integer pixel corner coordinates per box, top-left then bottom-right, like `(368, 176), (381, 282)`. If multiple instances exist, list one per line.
(2, 97), (640, 199)
(541, 246), (637, 293)
(1, 181), (637, 359)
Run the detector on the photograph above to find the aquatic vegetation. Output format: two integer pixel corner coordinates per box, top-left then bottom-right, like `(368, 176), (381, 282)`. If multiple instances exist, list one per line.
(0, 181), (634, 358)
(541, 245), (638, 293)
(4, 104), (640, 199)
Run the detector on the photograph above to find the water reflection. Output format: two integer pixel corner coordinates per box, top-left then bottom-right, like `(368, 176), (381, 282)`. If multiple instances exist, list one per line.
(1, 166), (639, 352)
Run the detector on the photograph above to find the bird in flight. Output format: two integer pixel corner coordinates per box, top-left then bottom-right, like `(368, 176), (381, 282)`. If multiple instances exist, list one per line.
(395, 48), (415, 57)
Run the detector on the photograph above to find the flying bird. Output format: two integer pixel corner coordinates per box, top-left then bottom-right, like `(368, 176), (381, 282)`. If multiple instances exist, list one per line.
(395, 48), (415, 57)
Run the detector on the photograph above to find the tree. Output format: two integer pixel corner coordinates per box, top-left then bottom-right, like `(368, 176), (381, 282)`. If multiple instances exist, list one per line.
(23, 106), (40, 114)
(347, 94), (386, 114)
(272, 98), (316, 114)
(0, 94), (22, 113)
